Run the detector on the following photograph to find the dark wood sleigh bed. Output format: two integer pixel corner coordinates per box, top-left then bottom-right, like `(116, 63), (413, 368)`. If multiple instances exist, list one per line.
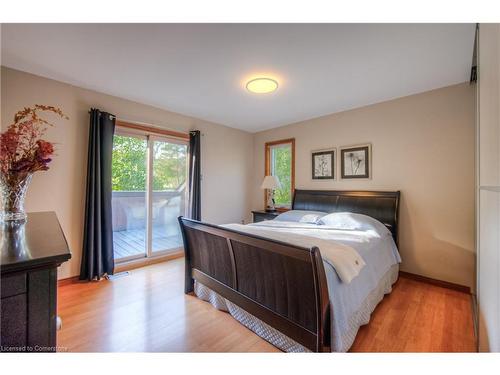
(178, 189), (400, 352)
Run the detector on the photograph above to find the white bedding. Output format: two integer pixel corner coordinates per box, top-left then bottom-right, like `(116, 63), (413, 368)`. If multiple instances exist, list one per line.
(222, 221), (366, 283)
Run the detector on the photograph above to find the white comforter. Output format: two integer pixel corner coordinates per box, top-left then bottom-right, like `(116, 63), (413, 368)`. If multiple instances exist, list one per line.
(222, 221), (367, 283)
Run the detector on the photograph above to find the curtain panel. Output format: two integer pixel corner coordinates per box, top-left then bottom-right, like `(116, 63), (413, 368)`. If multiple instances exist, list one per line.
(80, 108), (116, 281)
(188, 130), (201, 220)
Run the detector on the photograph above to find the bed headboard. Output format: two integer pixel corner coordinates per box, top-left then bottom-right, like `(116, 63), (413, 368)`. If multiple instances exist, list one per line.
(292, 189), (401, 245)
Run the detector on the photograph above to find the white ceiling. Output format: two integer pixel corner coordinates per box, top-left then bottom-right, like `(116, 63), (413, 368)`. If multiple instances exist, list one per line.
(1, 24), (475, 132)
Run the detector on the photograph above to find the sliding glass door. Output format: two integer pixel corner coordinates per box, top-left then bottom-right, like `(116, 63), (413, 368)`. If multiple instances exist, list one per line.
(150, 137), (187, 255)
(111, 133), (148, 261)
(111, 129), (188, 263)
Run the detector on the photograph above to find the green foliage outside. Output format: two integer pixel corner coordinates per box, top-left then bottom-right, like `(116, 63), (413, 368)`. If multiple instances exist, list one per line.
(112, 135), (187, 192)
(272, 145), (292, 207)
(152, 141), (187, 190)
(112, 136), (147, 191)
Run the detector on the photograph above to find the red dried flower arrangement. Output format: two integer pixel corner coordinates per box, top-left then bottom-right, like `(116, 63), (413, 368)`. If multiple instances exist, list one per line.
(0, 105), (68, 221)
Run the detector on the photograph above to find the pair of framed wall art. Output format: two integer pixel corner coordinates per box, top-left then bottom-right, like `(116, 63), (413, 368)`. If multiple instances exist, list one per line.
(312, 143), (371, 180)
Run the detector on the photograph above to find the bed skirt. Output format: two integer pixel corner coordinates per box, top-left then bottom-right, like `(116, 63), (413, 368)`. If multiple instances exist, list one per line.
(194, 264), (399, 352)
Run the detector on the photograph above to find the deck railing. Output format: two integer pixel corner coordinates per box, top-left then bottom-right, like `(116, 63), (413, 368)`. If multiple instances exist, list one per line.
(111, 190), (186, 232)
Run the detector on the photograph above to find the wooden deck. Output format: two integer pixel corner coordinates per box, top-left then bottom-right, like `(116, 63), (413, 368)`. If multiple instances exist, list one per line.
(113, 229), (183, 259)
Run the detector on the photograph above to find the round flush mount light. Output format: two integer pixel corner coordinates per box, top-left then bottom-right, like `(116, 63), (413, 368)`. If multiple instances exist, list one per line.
(246, 77), (279, 94)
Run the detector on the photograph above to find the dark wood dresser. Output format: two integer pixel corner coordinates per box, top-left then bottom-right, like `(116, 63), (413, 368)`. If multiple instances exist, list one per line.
(0, 212), (71, 352)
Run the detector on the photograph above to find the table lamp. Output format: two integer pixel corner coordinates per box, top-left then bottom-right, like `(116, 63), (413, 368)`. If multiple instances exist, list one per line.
(261, 175), (281, 212)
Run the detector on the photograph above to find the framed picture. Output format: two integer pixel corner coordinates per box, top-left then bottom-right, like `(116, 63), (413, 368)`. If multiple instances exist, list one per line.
(340, 144), (371, 179)
(312, 149), (335, 180)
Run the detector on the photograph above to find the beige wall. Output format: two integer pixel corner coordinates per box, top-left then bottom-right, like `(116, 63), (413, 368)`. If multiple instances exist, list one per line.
(1, 67), (254, 279)
(252, 83), (476, 288)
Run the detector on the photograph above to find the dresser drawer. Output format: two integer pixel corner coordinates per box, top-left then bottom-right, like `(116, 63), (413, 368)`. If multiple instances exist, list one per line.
(1, 273), (27, 298)
(1, 293), (27, 348)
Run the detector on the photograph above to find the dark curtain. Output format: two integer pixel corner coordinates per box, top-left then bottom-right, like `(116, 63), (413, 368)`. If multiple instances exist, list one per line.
(80, 108), (116, 281)
(188, 130), (201, 220)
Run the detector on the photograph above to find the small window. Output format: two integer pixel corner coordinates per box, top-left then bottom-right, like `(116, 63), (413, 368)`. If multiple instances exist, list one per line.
(265, 138), (295, 209)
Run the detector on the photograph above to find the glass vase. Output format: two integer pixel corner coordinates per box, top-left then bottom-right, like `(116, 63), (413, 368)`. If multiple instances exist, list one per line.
(0, 220), (30, 259)
(0, 173), (33, 222)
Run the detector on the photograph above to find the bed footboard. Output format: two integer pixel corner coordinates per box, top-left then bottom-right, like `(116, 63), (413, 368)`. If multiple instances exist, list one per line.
(178, 217), (330, 352)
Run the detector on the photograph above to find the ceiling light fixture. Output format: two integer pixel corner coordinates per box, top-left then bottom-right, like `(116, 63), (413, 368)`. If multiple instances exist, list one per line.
(246, 78), (279, 94)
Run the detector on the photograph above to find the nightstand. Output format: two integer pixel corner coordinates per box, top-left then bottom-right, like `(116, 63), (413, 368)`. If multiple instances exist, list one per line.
(252, 210), (280, 223)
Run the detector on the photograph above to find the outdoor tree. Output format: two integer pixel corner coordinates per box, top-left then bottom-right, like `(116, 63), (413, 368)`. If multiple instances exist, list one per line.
(272, 146), (291, 206)
(112, 135), (186, 192)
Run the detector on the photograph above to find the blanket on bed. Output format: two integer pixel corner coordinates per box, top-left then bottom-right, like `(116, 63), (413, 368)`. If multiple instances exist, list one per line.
(221, 221), (366, 283)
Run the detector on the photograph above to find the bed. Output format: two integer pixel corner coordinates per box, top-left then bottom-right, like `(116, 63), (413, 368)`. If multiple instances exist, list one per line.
(178, 189), (401, 352)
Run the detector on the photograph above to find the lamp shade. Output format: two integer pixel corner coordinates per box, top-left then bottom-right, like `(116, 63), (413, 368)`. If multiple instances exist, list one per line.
(261, 175), (281, 190)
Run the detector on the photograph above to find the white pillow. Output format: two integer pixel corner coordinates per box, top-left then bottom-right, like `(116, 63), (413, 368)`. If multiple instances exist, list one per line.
(274, 210), (327, 224)
(318, 212), (391, 236)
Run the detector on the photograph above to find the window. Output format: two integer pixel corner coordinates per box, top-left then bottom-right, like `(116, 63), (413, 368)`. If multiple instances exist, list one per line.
(265, 138), (295, 209)
(111, 122), (189, 263)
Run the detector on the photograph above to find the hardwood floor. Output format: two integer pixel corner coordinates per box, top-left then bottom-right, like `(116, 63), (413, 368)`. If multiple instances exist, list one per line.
(350, 275), (476, 352)
(57, 258), (476, 352)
